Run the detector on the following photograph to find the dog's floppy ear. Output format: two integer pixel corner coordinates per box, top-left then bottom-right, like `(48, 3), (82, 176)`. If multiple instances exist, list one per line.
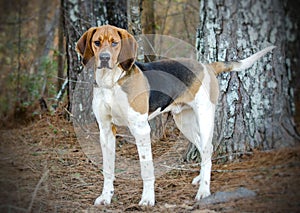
(76, 27), (97, 66)
(117, 29), (137, 71)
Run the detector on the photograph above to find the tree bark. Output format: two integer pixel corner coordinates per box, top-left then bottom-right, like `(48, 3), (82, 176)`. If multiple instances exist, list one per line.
(63, 0), (131, 124)
(141, 0), (156, 62)
(64, 0), (98, 114)
(141, 0), (155, 35)
(185, 0), (300, 161)
(104, 0), (128, 29)
(127, 0), (143, 60)
(64, 0), (128, 115)
(127, 0), (163, 140)
(57, 0), (65, 93)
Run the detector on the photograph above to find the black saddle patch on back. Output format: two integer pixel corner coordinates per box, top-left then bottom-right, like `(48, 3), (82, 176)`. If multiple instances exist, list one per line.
(135, 60), (197, 113)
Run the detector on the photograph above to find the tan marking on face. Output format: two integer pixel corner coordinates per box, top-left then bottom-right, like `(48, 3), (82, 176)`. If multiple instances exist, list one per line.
(118, 66), (149, 114)
(91, 26), (122, 68)
(76, 25), (137, 70)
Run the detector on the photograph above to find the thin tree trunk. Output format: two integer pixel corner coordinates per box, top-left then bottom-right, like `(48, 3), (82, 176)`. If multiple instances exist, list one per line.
(36, 0), (58, 96)
(127, 0), (143, 60)
(142, 0), (155, 35)
(134, 0), (165, 140)
(57, 0), (65, 93)
(64, 0), (105, 115)
(185, 0), (300, 162)
(141, 0), (156, 62)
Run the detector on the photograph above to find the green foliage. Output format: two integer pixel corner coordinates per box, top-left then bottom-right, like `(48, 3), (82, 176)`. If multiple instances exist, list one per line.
(0, 40), (60, 118)
(48, 123), (58, 134)
(0, 1), (64, 121)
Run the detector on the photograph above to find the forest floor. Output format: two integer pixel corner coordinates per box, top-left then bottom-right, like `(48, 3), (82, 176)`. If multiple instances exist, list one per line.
(0, 113), (299, 212)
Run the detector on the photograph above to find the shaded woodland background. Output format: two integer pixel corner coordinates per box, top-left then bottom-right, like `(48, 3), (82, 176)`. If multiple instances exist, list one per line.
(0, 0), (199, 125)
(0, 1), (300, 212)
(1, 0), (299, 150)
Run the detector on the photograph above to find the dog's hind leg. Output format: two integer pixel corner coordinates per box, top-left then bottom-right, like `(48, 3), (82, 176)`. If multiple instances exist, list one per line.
(173, 103), (215, 200)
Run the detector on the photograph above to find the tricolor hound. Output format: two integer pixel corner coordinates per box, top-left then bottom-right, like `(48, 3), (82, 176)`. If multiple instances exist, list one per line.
(76, 25), (275, 206)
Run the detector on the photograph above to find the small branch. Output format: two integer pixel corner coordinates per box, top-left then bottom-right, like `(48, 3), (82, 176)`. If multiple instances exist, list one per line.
(63, 108), (97, 135)
(212, 152), (253, 161)
(159, 163), (199, 172)
(212, 169), (251, 173)
(160, 164), (193, 171)
(27, 169), (49, 212)
(52, 77), (68, 110)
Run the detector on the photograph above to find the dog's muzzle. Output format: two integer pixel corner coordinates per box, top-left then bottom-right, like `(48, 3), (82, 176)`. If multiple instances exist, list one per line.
(99, 52), (112, 69)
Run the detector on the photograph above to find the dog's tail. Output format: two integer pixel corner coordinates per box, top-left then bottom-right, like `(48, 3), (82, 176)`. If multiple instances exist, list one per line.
(209, 46), (276, 75)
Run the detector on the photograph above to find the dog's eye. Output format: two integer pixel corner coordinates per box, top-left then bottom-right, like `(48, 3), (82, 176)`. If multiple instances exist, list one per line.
(94, 41), (101, 47)
(112, 42), (118, 47)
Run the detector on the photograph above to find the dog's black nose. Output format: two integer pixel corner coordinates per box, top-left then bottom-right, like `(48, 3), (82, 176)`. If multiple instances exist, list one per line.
(99, 52), (110, 61)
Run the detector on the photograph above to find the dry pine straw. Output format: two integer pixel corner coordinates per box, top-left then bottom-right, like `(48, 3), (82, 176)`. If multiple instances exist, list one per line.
(0, 114), (299, 212)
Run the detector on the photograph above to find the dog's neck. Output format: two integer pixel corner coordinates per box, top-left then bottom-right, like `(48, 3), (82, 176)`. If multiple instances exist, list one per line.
(94, 66), (125, 89)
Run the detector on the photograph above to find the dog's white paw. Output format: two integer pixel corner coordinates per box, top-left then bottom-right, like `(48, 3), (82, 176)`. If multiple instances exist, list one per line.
(139, 179), (155, 206)
(192, 175), (201, 185)
(94, 194), (113, 206)
(139, 191), (155, 206)
(195, 188), (211, 200)
(139, 197), (155, 206)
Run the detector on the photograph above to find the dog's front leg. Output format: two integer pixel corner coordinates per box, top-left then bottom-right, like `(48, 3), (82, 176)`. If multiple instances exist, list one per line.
(129, 118), (155, 206)
(94, 120), (116, 206)
(93, 90), (116, 205)
(93, 119), (116, 206)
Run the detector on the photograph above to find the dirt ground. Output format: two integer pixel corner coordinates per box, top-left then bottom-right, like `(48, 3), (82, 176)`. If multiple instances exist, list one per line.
(0, 114), (299, 212)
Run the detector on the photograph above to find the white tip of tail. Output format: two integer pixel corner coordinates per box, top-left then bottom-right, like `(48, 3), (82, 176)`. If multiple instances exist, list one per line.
(234, 46), (276, 71)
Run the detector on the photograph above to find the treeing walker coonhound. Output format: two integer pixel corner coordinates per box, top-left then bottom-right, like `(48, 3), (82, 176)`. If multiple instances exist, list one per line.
(76, 25), (275, 206)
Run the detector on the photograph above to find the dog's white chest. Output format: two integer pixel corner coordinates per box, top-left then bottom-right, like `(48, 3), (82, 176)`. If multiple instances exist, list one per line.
(93, 86), (131, 126)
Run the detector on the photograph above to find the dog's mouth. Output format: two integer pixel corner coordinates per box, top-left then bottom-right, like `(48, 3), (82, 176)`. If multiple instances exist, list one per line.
(98, 61), (112, 69)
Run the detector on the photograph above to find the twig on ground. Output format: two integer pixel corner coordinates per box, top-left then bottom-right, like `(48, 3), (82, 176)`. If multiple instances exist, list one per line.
(64, 107), (98, 135)
(159, 164), (198, 171)
(212, 152), (253, 161)
(27, 169), (49, 213)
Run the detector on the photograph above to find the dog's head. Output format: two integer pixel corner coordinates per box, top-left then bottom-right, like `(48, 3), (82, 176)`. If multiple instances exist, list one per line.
(76, 25), (137, 71)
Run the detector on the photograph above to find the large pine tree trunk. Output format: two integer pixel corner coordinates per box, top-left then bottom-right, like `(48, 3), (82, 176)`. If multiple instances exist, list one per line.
(186, 0), (299, 161)
(64, 0), (128, 115)
(129, 0), (165, 140)
(64, 0), (104, 115)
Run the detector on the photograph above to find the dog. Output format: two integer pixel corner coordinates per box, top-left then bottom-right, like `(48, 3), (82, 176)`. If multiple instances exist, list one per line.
(76, 25), (275, 206)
